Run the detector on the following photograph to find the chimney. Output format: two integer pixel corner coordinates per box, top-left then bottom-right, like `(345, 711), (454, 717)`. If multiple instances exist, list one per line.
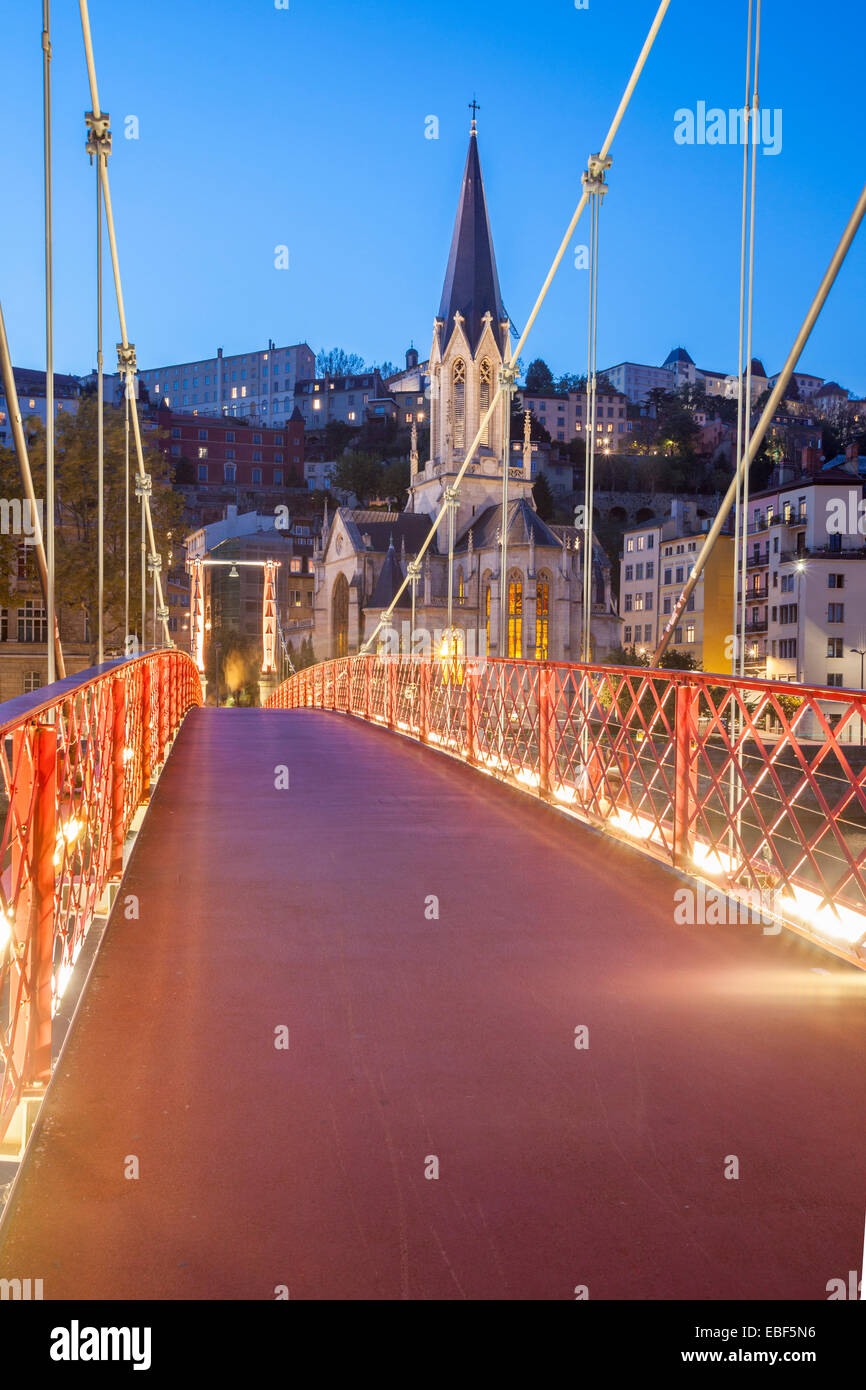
(845, 442), (860, 471)
(801, 446), (822, 476)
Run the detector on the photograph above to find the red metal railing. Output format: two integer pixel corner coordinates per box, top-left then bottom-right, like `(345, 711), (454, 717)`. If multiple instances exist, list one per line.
(0, 651), (202, 1144)
(267, 655), (866, 970)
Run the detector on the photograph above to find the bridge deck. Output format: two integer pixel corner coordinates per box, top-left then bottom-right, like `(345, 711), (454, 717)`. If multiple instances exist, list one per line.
(0, 707), (863, 1300)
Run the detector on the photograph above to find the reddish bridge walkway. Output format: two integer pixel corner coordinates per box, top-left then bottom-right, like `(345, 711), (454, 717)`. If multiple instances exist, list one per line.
(0, 707), (863, 1300)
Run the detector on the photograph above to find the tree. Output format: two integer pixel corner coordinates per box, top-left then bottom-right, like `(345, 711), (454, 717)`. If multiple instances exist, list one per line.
(556, 373), (586, 393)
(324, 419), (358, 456)
(370, 361), (398, 379)
(532, 473), (555, 521)
(316, 347), (366, 377)
(0, 399), (182, 658)
(380, 458), (410, 509)
(330, 451), (384, 506)
(524, 358), (555, 393)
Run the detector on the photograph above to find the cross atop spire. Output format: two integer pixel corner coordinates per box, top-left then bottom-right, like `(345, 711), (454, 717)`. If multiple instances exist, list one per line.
(469, 97), (481, 132)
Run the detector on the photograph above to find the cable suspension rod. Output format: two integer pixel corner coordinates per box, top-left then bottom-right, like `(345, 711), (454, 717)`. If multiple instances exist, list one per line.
(360, 0), (672, 655)
(730, 0), (755, 678)
(0, 299), (65, 678)
(653, 178), (866, 665)
(78, 0), (171, 647)
(42, 0), (56, 684)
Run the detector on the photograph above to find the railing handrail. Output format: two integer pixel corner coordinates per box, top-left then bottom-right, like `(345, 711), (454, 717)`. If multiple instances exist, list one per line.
(0, 648), (179, 736)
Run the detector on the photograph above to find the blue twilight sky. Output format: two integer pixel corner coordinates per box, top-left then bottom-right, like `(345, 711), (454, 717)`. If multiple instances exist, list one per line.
(2, 0), (864, 393)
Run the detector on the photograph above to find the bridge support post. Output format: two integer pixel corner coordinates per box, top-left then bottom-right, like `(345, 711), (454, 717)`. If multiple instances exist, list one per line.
(110, 677), (127, 879)
(386, 659), (395, 729)
(538, 663), (555, 796)
(9, 726), (57, 1101)
(419, 660), (431, 743)
(158, 655), (169, 764)
(364, 658), (372, 721)
(346, 658), (354, 716)
(466, 667), (478, 763)
(673, 680), (699, 868)
(141, 660), (153, 795)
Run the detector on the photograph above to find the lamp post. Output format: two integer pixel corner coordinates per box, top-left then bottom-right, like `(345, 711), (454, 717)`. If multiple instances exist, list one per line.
(850, 644), (866, 746)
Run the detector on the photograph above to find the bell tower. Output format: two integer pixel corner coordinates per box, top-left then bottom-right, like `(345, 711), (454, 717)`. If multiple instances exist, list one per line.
(409, 108), (530, 530)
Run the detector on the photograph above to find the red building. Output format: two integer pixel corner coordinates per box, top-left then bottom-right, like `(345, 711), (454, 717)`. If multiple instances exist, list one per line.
(154, 406), (304, 488)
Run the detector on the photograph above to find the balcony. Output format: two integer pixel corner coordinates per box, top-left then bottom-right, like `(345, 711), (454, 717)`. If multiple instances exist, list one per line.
(746, 550), (770, 568)
(780, 545), (866, 562)
(744, 618), (768, 634)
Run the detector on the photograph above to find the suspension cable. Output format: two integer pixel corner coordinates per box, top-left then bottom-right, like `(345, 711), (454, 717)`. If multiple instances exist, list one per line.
(78, 0), (171, 648)
(96, 155), (104, 663)
(42, 0), (56, 685)
(730, 0), (754, 677)
(738, 0), (761, 678)
(360, 0), (672, 655)
(653, 179), (866, 664)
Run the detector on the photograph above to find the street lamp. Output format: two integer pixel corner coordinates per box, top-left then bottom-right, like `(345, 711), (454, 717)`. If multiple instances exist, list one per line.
(850, 643), (866, 746)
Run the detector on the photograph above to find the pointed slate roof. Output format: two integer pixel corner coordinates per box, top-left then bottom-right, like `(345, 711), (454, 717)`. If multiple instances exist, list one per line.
(369, 537), (410, 608)
(437, 124), (505, 354)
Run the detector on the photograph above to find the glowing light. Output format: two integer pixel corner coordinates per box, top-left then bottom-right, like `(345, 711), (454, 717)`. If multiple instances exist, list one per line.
(780, 886), (866, 948)
(514, 769), (540, 789)
(0, 909), (11, 952)
(122, 746), (135, 764)
(692, 842), (737, 877)
(553, 785), (576, 804)
(610, 809), (665, 845)
(62, 818), (83, 844)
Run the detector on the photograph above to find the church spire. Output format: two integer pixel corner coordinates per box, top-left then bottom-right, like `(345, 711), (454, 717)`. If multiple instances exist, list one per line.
(436, 106), (506, 354)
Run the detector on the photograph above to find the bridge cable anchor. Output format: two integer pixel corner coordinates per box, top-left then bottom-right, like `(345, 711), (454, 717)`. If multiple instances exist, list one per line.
(84, 110), (112, 164)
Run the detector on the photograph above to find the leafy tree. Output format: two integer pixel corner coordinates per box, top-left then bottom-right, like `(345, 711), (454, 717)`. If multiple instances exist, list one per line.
(380, 458), (410, 509)
(324, 419), (358, 456)
(330, 451), (384, 506)
(532, 472), (555, 521)
(316, 347), (366, 377)
(556, 373), (586, 393)
(524, 358), (555, 393)
(512, 401), (550, 443)
(0, 399), (182, 658)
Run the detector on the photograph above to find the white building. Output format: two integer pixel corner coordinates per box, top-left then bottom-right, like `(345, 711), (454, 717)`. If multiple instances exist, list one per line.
(737, 450), (866, 699)
(139, 340), (315, 424)
(0, 368), (80, 448)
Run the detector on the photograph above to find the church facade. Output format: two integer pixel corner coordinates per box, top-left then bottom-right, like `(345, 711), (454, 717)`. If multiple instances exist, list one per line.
(312, 116), (621, 664)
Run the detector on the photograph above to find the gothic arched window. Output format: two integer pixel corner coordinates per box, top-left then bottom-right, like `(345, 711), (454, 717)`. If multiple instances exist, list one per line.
(453, 359), (466, 453)
(536, 573), (550, 660)
(507, 570), (523, 660)
(332, 573), (349, 658)
(457, 566), (465, 606)
(479, 359), (492, 447)
(483, 575), (492, 656)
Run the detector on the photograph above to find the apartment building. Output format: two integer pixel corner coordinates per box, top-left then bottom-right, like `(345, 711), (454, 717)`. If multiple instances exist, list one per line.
(0, 367), (81, 448)
(293, 371), (389, 429)
(139, 341), (315, 424)
(154, 408), (303, 489)
(620, 500), (735, 671)
(736, 449), (866, 692)
(519, 387), (632, 445)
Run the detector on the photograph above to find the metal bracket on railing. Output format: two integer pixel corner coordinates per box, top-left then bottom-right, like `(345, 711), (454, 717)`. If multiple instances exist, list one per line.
(135, 473), (152, 499)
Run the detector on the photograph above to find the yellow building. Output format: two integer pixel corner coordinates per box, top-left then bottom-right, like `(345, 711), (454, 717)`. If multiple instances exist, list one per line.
(658, 530), (734, 674)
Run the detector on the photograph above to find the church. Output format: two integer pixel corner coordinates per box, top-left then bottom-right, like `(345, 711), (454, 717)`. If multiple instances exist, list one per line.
(312, 113), (621, 664)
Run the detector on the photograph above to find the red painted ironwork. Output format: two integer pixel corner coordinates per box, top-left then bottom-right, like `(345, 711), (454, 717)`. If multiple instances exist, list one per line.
(0, 650), (202, 1144)
(266, 655), (866, 970)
